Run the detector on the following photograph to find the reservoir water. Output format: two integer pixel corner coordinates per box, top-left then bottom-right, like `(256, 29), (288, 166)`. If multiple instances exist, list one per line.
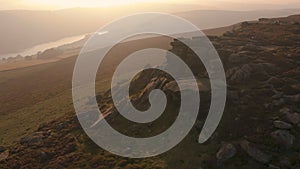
(0, 34), (87, 59)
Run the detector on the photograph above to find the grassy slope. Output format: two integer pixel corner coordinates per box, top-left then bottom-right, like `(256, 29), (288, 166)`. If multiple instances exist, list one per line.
(0, 36), (172, 145)
(0, 56), (76, 145)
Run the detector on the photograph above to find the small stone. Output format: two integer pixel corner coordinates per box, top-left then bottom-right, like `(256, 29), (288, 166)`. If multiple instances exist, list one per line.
(0, 146), (6, 153)
(227, 90), (239, 100)
(268, 164), (280, 169)
(272, 92), (283, 99)
(279, 107), (290, 114)
(271, 130), (295, 149)
(284, 94), (300, 103)
(39, 151), (51, 163)
(270, 116), (280, 121)
(273, 120), (293, 129)
(64, 143), (77, 154)
(264, 103), (270, 109)
(38, 123), (47, 131)
(0, 151), (9, 162)
(240, 140), (271, 164)
(272, 98), (285, 107)
(216, 143), (237, 162)
(266, 77), (284, 88)
(286, 112), (300, 125)
(55, 123), (65, 131)
(20, 132), (46, 146)
(279, 157), (291, 168)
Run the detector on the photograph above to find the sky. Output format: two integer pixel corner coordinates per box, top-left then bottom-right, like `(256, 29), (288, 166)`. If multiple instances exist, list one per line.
(0, 0), (299, 10)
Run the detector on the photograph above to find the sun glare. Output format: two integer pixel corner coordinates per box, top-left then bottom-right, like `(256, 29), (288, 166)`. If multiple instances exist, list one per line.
(3, 0), (300, 10)
(23, 0), (167, 9)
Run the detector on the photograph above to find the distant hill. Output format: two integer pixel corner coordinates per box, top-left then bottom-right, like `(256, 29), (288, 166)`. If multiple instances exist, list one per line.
(0, 7), (299, 54)
(176, 9), (300, 29)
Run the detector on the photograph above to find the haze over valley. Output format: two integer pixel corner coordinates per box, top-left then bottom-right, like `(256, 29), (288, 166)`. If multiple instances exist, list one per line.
(1, 4), (300, 56)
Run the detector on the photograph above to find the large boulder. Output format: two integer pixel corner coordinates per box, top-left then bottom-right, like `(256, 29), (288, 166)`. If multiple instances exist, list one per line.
(228, 51), (252, 64)
(163, 79), (209, 93)
(264, 76), (285, 88)
(226, 64), (252, 83)
(284, 94), (300, 104)
(20, 132), (47, 146)
(279, 107), (291, 114)
(286, 112), (300, 125)
(226, 63), (273, 83)
(240, 140), (271, 164)
(216, 143), (237, 163)
(273, 120), (293, 129)
(136, 77), (168, 104)
(271, 130), (295, 149)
